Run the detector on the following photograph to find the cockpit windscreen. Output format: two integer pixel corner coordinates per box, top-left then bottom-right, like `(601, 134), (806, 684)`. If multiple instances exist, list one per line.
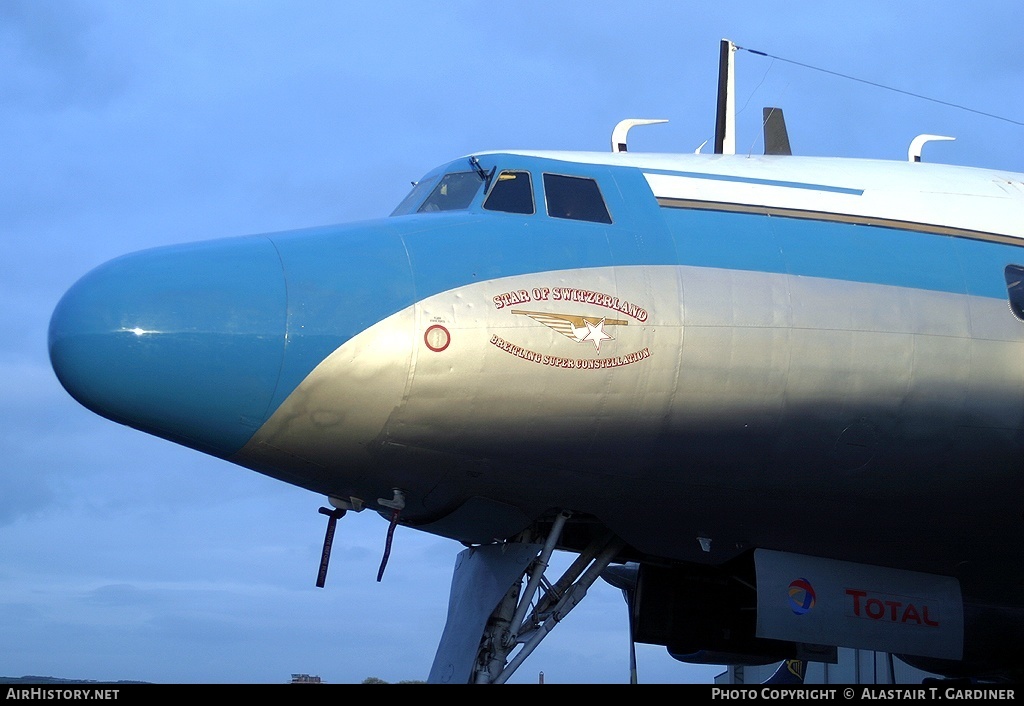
(390, 171), (483, 216)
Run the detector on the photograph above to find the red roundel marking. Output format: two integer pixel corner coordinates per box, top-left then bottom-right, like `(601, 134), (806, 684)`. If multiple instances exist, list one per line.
(424, 324), (451, 352)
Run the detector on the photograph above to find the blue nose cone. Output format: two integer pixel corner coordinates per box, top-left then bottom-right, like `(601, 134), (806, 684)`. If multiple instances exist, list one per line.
(49, 235), (288, 458)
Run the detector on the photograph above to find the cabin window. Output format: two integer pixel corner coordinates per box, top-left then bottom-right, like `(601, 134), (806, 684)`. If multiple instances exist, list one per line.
(543, 173), (612, 224)
(416, 171), (482, 213)
(483, 171), (534, 214)
(1005, 265), (1024, 320)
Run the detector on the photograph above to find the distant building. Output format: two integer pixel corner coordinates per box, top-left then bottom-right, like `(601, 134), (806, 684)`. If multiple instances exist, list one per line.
(290, 673), (323, 684)
(715, 649), (937, 684)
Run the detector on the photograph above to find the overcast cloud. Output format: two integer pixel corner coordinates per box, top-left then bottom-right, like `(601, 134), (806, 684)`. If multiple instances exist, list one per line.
(2, 0), (1022, 684)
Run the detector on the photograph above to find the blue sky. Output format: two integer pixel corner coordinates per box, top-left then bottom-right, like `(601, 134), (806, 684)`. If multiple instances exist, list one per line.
(3, 0), (1023, 685)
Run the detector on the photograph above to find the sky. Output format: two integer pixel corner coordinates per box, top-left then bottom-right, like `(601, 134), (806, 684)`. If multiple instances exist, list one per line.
(3, 0), (1024, 686)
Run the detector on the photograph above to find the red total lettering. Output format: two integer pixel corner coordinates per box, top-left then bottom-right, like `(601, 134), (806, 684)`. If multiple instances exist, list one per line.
(865, 598), (885, 619)
(846, 588), (940, 627)
(846, 589), (867, 616)
(885, 600), (903, 620)
(902, 603), (921, 624)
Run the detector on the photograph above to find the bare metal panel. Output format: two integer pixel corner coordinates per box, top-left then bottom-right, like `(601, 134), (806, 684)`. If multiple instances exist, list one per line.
(237, 264), (1024, 584)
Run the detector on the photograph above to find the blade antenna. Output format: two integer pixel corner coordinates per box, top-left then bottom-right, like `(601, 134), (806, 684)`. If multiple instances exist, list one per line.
(376, 489), (406, 582)
(762, 107), (792, 155)
(315, 506), (347, 588)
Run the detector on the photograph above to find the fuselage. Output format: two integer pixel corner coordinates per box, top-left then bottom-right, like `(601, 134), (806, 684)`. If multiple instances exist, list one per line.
(49, 150), (1024, 617)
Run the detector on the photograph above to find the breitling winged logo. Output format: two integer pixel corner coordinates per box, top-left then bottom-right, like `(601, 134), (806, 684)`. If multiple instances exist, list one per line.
(511, 309), (628, 353)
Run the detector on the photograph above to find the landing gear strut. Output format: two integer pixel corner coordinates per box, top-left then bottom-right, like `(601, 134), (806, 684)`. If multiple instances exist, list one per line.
(428, 511), (624, 684)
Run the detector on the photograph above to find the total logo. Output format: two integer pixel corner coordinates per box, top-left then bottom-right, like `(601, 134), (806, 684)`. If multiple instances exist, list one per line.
(787, 578), (816, 615)
(845, 588), (940, 627)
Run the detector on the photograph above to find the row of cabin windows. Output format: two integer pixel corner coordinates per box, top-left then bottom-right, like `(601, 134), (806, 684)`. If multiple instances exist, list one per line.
(412, 170), (612, 224)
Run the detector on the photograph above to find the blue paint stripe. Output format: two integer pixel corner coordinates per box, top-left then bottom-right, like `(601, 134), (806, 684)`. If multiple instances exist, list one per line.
(643, 168), (864, 195)
(662, 207), (1024, 300)
(260, 157), (1020, 423)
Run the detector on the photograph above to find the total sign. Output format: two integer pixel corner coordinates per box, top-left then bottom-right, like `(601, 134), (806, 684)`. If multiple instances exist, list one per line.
(755, 550), (963, 661)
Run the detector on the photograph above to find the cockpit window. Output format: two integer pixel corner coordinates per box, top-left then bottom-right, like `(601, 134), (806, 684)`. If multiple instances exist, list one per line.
(417, 171), (482, 213)
(483, 171), (534, 214)
(543, 173), (612, 224)
(390, 177), (439, 216)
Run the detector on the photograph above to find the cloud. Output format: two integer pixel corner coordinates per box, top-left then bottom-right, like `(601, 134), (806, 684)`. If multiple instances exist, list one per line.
(0, 0), (130, 111)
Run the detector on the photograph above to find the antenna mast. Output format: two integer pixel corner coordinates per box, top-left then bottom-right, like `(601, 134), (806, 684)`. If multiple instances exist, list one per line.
(714, 38), (737, 155)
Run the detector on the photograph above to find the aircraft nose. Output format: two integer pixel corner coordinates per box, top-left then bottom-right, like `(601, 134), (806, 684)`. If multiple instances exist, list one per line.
(49, 236), (288, 457)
